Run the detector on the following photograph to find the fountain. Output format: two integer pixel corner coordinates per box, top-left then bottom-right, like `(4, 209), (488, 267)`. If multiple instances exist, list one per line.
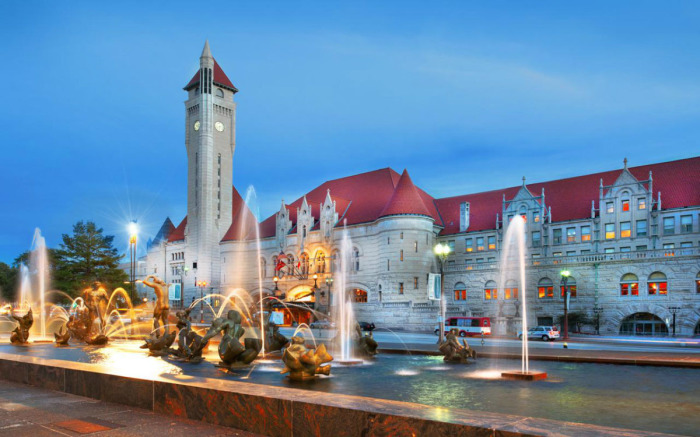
(332, 224), (363, 365)
(201, 309), (262, 367)
(438, 328), (477, 363)
(167, 307), (208, 363)
(499, 216), (547, 381)
(281, 336), (333, 380)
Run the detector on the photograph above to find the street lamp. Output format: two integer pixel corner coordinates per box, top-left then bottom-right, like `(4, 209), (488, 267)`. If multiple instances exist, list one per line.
(669, 306), (681, 336)
(434, 242), (451, 343)
(128, 221), (138, 302)
(560, 270), (571, 340)
(312, 273), (319, 289)
(593, 306), (603, 335)
(196, 280), (207, 323)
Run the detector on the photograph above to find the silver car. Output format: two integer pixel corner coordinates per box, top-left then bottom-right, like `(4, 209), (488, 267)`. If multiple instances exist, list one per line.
(518, 326), (560, 341)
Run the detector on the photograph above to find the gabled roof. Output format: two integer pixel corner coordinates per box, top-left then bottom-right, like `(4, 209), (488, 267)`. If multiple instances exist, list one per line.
(257, 168), (442, 238)
(184, 59), (238, 93)
(167, 217), (187, 242)
(221, 186), (258, 241)
(380, 170), (432, 218)
(436, 156), (700, 235)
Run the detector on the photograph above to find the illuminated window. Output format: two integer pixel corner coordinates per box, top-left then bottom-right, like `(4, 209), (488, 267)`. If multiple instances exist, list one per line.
(300, 252), (309, 275)
(681, 215), (692, 233)
(637, 220), (647, 237)
(465, 238), (473, 252)
(414, 277), (419, 289)
(605, 223), (615, 239)
(504, 279), (518, 300)
(553, 252), (562, 256)
(566, 227), (576, 242)
(476, 237), (484, 251)
(663, 217), (675, 235)
(581, 226), (591, 242)
(488, 236), (496, 250)
(620, 273), (639, 296)
(553, 229), (562, 245)
(696, 272), (700, 293)
(400, 250), (403, 262)
(622, 199), (630, 211)
(537, 278), (554, 299)
(454, 282), (467, 301)
(533, 212), (540, 223)
(315, 251), (326, 274)
(560, 276), (577, 298)
(606, 202), (614, 214)
(399, 282), (404, 294)
(354, 289), (368, 303)
(484, 280), (497, 300)
(638, 197), (646, 210)
(647, 272), (667, 296)
(532, 231), (541, 247)
(620, 221), (631, 238)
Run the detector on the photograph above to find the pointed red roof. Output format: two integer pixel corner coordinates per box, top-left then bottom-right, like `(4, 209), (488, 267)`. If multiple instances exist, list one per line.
(221, 186), (258, 241)
(167, 217), (187, 242)
(184, 59), (238, 93)
(379, 170), (432, 218)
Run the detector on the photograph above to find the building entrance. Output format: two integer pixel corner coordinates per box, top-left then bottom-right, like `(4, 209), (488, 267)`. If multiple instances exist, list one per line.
(619, 312), (668, 336)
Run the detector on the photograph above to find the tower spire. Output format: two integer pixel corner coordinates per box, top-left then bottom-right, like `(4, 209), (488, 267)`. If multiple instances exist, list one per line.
(201, 40), (212, 59)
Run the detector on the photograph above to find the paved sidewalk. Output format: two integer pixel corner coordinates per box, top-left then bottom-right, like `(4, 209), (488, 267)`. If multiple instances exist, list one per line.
(0, 381), (262, 436)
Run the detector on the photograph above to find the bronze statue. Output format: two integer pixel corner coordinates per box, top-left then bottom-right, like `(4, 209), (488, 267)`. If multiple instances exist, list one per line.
(202, 310), (261, 367)
(66, 307), (109, 346)
(355, 323), (378, 357)
(142, 275), (170, 338)
(82, 282), (109, 335)
(10, 308), (33, 344)
(438, 328), (476, 363)
(168, 308), (208, 363)
(54, 325), (71, 345)
(281, 336), (333, 381)
(141, 330), (176, 355)
(265, 319), (289, 353)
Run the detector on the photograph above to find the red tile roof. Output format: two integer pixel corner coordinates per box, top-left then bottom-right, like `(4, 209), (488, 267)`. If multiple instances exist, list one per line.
(221, 186), (258, 241)
(184, 59), (238, 93)
(436, 156), (700, 235)
(380, 170), (432, 218)
(167, 217), (187, 242)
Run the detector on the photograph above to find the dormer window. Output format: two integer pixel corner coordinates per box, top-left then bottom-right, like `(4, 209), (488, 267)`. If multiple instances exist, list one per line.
(216, 88), (224, 98)
(622, 199), (630, 212)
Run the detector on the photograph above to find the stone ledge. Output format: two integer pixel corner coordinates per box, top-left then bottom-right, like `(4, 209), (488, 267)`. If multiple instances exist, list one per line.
(0, 352), (680, 437)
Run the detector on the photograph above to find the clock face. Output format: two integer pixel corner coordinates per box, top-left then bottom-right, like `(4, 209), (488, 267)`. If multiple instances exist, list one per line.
(215, 121), (224, 132)
(194, 121), (200, 131)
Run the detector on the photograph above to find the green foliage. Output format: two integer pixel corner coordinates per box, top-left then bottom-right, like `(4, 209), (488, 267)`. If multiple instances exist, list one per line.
(53, 221), (127, 297)
(0, 262), (17, 301)
(557, 311), (593, 333)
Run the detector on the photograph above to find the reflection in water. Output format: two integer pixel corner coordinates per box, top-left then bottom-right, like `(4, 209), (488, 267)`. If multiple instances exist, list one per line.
(0, 342), (698, 436)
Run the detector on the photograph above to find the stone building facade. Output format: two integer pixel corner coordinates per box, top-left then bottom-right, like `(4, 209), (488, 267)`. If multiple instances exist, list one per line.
(142, 44), (700, 336)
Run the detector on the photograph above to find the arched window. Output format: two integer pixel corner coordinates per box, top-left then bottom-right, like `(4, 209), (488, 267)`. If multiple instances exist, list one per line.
(454, 282), (467, 301)
(519, 205), (527, 222)
(216, 88), (224, 98)
(259, 258), (267, 278)
(505, 279), (518, 300)
(484, 280), (497, 300)
(314, 250), (326, 274)
(286, 253), (295, 275)
(353, 288), (368, 303)
(538, 278), (553, 299)
(560, 276), (577, 298)
(353, 247), (360, 272)
(648, 272), (667, 296)
(620, 273), (639, 296)
(696, 272), (700, 294)
(300, 252), (309, 275)
(620, 313), (668, 336)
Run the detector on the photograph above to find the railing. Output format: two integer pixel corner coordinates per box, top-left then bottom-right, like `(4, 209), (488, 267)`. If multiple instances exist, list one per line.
(444, 246), (699, 272)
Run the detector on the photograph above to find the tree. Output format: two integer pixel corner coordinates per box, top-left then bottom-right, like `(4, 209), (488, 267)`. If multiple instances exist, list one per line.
(54, 221), (127, 297)
(557, 312), (592, 333)
(0, 262), (17, 302)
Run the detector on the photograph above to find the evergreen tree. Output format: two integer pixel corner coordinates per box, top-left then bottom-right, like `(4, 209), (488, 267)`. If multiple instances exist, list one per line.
(0, 262), (16, 302)
(54, 221), (127, 296)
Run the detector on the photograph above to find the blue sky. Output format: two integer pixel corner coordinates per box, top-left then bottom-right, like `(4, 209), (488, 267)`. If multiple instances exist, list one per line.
(0, 1), (698, 263)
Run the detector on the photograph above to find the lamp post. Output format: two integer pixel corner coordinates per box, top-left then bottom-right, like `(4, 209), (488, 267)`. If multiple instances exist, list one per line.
(668, 306), (681, 336)
(560, 270), (571, 340)
(196, 280), (207, 323)
(593, 305), (603, 335)
(128, 221), (138, 302)
(434, 242), (451, 344)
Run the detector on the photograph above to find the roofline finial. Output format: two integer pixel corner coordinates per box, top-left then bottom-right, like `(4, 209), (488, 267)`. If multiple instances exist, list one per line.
(623, 157), (628, 169)
(522, 176), (526, 186)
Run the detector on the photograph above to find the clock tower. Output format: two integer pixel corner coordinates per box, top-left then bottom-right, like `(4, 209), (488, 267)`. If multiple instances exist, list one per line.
(183, 41), (237, 293)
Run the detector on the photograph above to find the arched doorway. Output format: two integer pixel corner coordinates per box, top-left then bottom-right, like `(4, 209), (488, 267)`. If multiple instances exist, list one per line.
(276, 286), (316, 326)
(620, 313), (668, 336)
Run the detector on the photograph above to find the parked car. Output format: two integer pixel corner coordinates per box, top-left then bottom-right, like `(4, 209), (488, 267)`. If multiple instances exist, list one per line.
(518, 326), (560, 341)
(357, 321), (375, 332)
(309, 319), (336, 329)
